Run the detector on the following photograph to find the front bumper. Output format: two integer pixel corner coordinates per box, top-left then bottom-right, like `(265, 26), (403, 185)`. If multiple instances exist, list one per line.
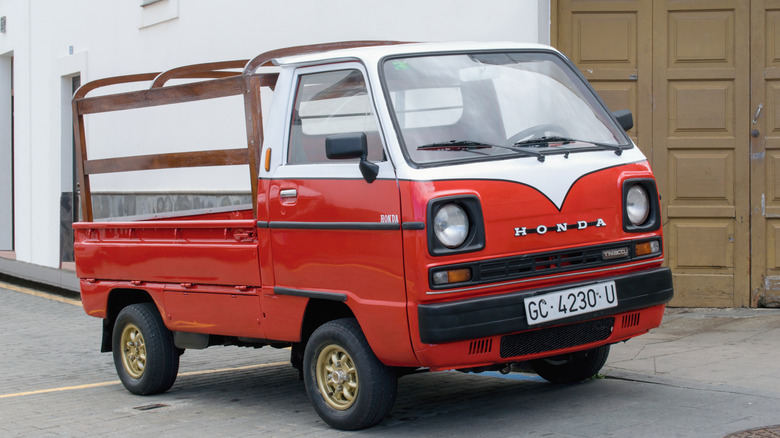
(418, 267), (673, 344)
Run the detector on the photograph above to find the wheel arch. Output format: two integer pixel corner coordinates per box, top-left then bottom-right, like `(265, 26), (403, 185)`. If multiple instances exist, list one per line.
(101, 288), (157, 352)
(300, 298), (355, 345)
(290, 298), (355, 371)
(294, 295), (417, 368)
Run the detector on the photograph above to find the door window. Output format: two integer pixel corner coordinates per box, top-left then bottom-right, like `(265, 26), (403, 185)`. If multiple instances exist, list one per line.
(288, 69), (384, 164)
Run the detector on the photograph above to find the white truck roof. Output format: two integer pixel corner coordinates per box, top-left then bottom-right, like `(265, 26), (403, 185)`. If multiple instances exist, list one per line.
(273, 41), (556, 67)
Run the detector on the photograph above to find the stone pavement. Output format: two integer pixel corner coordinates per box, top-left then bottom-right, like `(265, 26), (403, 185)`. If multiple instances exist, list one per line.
(606, 308), (780, 392)
(2, 280), (780, 437)
(604, 307), (780, 438)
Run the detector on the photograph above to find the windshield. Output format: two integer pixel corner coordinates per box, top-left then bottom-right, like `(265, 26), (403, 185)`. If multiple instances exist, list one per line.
(381, 51), (631, 166)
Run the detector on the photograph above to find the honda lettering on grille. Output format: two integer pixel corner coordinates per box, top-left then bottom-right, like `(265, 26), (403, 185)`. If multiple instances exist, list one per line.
(514, 218), (606, 237)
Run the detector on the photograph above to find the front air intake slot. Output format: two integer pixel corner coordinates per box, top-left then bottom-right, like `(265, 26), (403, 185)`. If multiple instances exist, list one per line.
(621, 312), (640, 328)
(468, 338), (493, 355)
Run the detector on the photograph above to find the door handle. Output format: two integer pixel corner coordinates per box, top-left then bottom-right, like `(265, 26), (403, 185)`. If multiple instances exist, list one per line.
(753, 103), (763, 125)
(279, 189), (298, 202)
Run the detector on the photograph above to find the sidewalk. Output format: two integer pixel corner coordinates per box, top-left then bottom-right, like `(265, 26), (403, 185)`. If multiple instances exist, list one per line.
(605, 307), (780, 437)
(607, 308), (780, 391)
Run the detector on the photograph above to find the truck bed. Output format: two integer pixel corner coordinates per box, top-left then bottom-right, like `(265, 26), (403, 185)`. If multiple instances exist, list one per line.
(73, 207), (261, 286)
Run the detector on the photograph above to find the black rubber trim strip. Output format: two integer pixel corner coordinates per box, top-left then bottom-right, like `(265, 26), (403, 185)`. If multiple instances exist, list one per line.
(402, 222), (425, 230)
(274, 287), (347, 302)
(256, 221), (269, 229)
(417, 267), (673, 344)
(269, 221), (400, 231)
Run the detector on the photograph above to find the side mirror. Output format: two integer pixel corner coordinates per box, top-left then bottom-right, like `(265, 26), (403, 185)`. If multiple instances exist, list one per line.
(325, 132), (379, 183)
(612, 109), (634, 132)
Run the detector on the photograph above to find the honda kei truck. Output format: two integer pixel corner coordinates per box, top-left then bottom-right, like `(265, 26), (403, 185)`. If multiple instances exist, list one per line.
(72, 41), (674, 430)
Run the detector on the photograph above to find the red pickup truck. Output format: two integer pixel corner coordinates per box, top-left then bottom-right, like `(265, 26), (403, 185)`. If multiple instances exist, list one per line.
(73, 41), (673, 430)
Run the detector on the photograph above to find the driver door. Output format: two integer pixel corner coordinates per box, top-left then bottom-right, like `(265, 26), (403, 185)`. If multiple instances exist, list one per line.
(267, 64), (407, 345)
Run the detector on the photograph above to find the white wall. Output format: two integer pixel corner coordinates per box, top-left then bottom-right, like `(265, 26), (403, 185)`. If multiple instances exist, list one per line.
(0, 0), (30, 262)
(0, 0), (550, 269)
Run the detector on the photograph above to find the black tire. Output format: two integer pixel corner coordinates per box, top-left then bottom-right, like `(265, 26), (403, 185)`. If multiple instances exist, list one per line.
(112, 303), (180, 395)
(303, 318), (397, 430)
(530, 345), (610, 384)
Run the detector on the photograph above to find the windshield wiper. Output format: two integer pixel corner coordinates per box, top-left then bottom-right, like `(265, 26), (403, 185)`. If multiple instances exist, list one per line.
(417, 140), (492, 151)
(418, 140), (545, 162)
(512, 136), (573, 147)
(512, 136), (625, 156)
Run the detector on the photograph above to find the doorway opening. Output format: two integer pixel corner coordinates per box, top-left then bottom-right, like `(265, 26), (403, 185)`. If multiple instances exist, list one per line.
(0, 54), (14, 254)
(60, 73), (80, 267)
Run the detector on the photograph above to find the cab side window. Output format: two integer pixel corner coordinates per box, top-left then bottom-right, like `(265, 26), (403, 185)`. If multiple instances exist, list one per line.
(288, 69), (385, 164)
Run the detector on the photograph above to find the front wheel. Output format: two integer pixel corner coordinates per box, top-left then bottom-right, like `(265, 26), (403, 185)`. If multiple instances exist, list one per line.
(530, 345), (610, 384)
(303, 318), (397, 430)
(112, 303), (180, 395)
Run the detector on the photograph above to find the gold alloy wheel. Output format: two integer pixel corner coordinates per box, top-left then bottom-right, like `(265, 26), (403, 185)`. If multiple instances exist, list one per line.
(120, 322), (147, 379)
(316, 344), (358, 410)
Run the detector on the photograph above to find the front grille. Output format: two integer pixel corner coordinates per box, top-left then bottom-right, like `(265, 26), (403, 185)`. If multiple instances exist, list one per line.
(479, 245), (621, 282)
(499, 317), (614, 358)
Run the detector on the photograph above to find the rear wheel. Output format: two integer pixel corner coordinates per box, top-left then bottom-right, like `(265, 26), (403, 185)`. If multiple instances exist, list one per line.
(112, 303), (179, 395)
(530, 345), (610, 384)
(303, 318), (397, 430)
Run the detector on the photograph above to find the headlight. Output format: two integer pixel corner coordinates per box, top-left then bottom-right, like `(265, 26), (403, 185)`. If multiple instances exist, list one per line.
(427, 195), (485, 256)
(433, 203), (469, 248)
(626, 185), (650, 225)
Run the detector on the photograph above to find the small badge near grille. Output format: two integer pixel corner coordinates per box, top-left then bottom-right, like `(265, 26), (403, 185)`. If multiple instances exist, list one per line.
(602, 247), (629, 260)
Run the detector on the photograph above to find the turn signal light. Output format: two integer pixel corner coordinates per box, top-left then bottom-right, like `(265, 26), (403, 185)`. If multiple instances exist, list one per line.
(264, 148), (272, 172)
(432, 268), (472, 286)
(635, 240), (661, 257)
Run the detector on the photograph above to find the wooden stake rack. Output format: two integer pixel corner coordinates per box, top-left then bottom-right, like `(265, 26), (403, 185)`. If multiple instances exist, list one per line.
(72, 41), (403, 222)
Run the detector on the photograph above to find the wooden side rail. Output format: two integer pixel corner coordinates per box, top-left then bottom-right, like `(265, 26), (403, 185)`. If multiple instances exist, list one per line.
(73, 59), (251, 101)
(72, 72), (161, 101)
(151, 59), (248, 88)
(83, 149), (250, 175)
(76, 75), (246, 115)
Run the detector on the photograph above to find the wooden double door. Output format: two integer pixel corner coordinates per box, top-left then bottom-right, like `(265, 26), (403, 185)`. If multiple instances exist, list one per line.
(556, 0), (780, 307)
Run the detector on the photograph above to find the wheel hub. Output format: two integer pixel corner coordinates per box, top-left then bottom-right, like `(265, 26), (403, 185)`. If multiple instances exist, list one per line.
(316, 344), (358, 410)
(120, 323), (147, 379)
(328, 369), (348, 386)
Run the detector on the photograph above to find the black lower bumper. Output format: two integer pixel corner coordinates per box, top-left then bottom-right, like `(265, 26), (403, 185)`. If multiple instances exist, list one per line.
(418, 267), (673, 344)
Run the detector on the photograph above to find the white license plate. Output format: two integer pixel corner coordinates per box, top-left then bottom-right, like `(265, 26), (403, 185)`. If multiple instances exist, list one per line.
(524, 281), (618, 326)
